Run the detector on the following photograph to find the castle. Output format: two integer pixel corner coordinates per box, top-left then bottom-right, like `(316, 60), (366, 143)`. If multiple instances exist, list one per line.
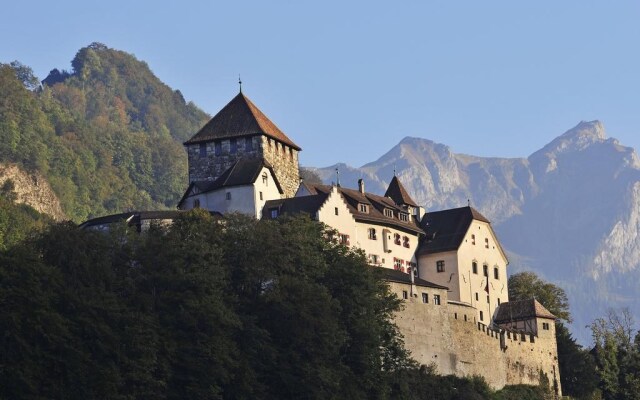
(82, 90), (561, 395)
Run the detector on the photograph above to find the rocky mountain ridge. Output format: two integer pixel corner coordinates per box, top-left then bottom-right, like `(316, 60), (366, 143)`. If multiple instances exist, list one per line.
(313, 121), (640, 342)
(0, 163), (65, 220)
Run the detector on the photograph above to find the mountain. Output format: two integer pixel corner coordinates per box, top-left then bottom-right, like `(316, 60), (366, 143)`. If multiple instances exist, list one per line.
(0, 43), (209, 221)
(313, 121), (640, 343)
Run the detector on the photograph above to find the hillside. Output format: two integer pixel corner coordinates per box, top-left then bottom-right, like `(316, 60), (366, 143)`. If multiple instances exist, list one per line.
(313, 121), (640, 342)
(0, 43), (209, 221)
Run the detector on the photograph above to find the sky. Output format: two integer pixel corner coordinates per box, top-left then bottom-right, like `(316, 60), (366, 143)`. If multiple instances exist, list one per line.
(2, 1), (639, 168)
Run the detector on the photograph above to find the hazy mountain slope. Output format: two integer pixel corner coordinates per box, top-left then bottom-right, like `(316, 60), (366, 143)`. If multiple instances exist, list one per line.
(314, 121), (640, 342)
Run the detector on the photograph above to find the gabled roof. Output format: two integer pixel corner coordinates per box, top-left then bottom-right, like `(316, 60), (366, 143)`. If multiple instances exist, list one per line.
(184, 92), (301, 150)
(384, 176), (418, 207)
(418, 206), (490, 254)
(177, 159), (283, 208)
(263, 193), (329, 219)
(379, 267), (449, 290)
(304, 183), (424, 235)
(494, 299), (557, 323)
(79, 210), (198, 229)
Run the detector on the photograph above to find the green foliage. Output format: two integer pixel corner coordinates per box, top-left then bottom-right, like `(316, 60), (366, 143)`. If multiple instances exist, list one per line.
(0, 44), (209, 222)
(508, 271), (571, 323)
(556, 323), (598, 399)
(493, 384), (549, 400)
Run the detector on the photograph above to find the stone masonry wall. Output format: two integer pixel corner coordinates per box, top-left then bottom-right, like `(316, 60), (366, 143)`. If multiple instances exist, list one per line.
(391, 284), (561, 395)
(186, 135), (299, 198)
(187, 136), (262, 183)
(260, 136), (299, 198)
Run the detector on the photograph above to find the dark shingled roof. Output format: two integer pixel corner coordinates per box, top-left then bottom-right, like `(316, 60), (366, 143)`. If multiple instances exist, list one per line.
(262, 193), (329, 219)
(384, 176), (418, 207)
(378, 267), (449, 289)
(494, 299), (556, 324)
(304, 183), (424, 235)
(178, 159), (283, 208)
(184, 92), (301, 150)
(79, 210), (191, 229)
(418, 206), (490, 254)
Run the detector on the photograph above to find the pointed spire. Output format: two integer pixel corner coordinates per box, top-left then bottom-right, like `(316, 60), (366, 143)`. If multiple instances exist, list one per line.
(238, 74), (242, 93)
(385, 175), (418, 207)
(335, 167), (340, 187)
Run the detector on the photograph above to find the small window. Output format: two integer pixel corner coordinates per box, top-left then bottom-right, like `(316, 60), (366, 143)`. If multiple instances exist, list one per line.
(245, 137), (254, 151)
(384, 208), (393, 218)
(399, 213), (409, 222)
(493, 266), (499, 280)
(270, 208), (278, 218)
(368, 228), (377, 240)
(199, 143), (207, 157)
(471, 234), (476, 245)
(215, 141), (222, 156)
(226, 192), (232, 200)
(483, 264), (488, 277)
(262, 172), (268, 185)
(464, 315), (468, 321)
(485, 238), (489, 248)
(436, 260), (445, 273)
(394, 233), (401, 245)
(530, 335), (535, 343)
(454, 313), (458, 319)
(402, 236), (410, 248)
(359, 203), (368, 213)
(230, 138), (237, 153)
(542, 322), (550, 330)
(497, 298), (501, 305)
(193, 198), (201, 208)
(475, 292), (479, 301)
(402, 290), (408, 300)
(422, 293), (428, 303)
(334, 207), (339, 216)
(259, 191), (263, 201)
(368, 254), (380, 264)
(487, 295), (490, 304)
(480, 311), (484, 321)
(433, 294), (441, 305)
(472, 261), (478, 274)
(340, 234), (350, 246)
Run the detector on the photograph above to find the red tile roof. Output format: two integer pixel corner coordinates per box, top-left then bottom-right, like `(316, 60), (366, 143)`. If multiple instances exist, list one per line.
(184, 92), (301, 150)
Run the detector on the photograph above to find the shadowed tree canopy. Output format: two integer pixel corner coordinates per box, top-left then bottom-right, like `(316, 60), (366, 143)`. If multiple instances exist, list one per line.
(508, 271), (571, 323)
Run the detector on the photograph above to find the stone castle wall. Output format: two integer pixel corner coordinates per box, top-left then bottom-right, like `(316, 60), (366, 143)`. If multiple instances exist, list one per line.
(260, 136), (299, 198)
(389, 282), (561, 395)
(186, 135), (299, 198)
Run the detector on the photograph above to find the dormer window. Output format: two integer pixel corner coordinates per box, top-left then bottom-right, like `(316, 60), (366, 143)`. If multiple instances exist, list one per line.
(384, 208), (393, 218)
(359, 203), (369, 213)
(399, 213), (409, 222)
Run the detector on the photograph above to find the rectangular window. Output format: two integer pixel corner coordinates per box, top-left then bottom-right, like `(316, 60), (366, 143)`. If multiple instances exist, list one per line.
(394, 233), (401, 245)
(433, 294), (441, 305)
(384, 208), (393, 218)
(402, 290), (408, 300)
(402, 236), (410, 248)
(359, 204), (368, 213)
(472, 261), (478, 274)
(497, 298), (501, 305)
(422, 293), (428, 303)
(368, 254), (380, 264)
(480, 311), (484, 321)
(493, 267), (499, 280)
(226, 192), (232, 200)
(259, 191), (263, 200)
(399, 213), (409, 222)
(334, 207), (339, 216)
(245, 137), (254, 151)
(215, 141), (222, 156)
(230, 138), (237, 153)
(270, 208), (278, 218)
(340, 234), (350, 246)
(483, 264), (488, 277)
(487, 295), (490, 304)
(193, 198), (201, 208)
(199, 143), (207, 157)
(436, 260), (445, 272)
(471, 234), (476, 245)
(368, 228), (377, 240)
(542, 322), (550, 330)
(475, 292), (479, 301)
(485, 238), (489, 248)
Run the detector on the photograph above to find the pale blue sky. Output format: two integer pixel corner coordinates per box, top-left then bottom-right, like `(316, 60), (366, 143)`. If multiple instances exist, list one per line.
(2, 1), (639, 168)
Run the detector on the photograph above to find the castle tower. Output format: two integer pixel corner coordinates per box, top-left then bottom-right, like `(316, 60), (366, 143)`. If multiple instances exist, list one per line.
(184, 92), (301, 197)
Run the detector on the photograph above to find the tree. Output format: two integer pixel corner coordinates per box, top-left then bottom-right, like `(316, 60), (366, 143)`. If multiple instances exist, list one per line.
(556, 323), (598, 399)
(508, 271), (571, 323)
(299, 167), (324, 185)
(8, 61), (39, 90)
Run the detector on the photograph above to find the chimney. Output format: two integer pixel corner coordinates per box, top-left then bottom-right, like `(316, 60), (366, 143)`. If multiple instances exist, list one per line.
(358, 178), (365, 194)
